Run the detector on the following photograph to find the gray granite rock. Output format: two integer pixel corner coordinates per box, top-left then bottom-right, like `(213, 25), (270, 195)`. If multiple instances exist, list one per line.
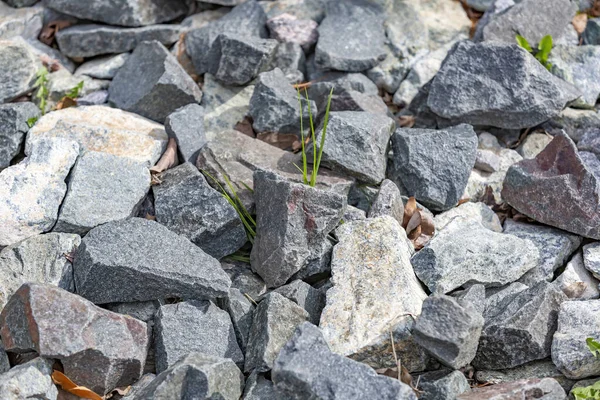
(428, 41), (581, 129)
(0, 102), (39, 169)
(164, 104), (206, 164)
(583, 17), (600, 44)
(315, 1), (386, 72)
(484, 282), (530, 319)
(202, 73), (255, 135)
(250, 170), (346, 288)
(219, 288), (255, 353)
(465, 0), (494, 11)
(435, 202), (502, 233)
(475, 360), (575, 393)
(343, 205), (366, 222)
(73, 218), (231, 303)
(0, 344), (7, 374)
(550, 107), (600, 143)
(272, 322), (417, 400)
(0, 358), (57, 400)
(391, 124), (477, 211)
(56, 24), (182, 58)
(0, 283), (148, 395)
(242, 372), (281, 400)
(272, 280), (325, 325)
(414, 294), (484, 369)
(549, 45), (600, 108)
(454, 284), (486, 315)
(154, 300), (244, 373)
(474, 282), (567, 370)
(154, 163), (246, 259)
(555, 252), (600, 300)
(0, 3), (42, 40)
(412, 218), (539, 294)
(518, 132), (553, 159)
(475, 148), (502, 172)
(418, 370), (471, 400)
(54, 151), (150, 235)
(584, 242), (600, 279)
(367, 44), (409, 94)
(0, 39), (38, 103)
(578, 129), (600, 157)
(105, 300), (161, 323)
(267, 13), (318, 52)
(269, 42), (306, 81)
(367, 179), (404, 225)
(133, 353), (244, 400)
(259, 0), (328, 22)
(42, 68), (109, 111)
(457, 378), (566, 400)
(110, 41), (202, 123)
(75, 53), (130, 80)
(221, 261), (267, 300)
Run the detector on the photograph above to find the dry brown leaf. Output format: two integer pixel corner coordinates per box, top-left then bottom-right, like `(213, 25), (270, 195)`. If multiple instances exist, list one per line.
(402, 197), (418, 228)
(38, 54), (62, 72)
(405, 211), (422, 236)
(39, 20), (74, 46)
(573, 13), (588, 35)
(234, 116), (256, 138)
(400, 365), (413, 388)
(257, 132), (300, 151)
(457, 197), (470, 205)
(150, 138), (179, 174)
(397, 115), (415, 128)
(419, 210), (435, 236)
(55, 96), (77, 111)
(591, 0), (600, 17)
(52, 370), (103, 400)
(144, 214), (156, 221)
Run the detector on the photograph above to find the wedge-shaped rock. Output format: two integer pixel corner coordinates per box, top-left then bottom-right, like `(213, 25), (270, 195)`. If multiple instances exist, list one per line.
(320, 216), (427, 368)
(428, 41), (581, 129)
(272, 280), (325, 325)
(0, 39), (38, 103)
(75, 53), (130, 79)
(418, 370), (471, 400)
(503, 132), (600, 239)
(0, 358), (57, 400)
(73, 218), (231, 303)
(0, 283), (148, 395)
(367, 179), (404, 225)
(219, 288), (255, 353)
(555, 252), (600, 300)
(164, 104), (206, 164)
(412, 218), (539, 294)
(0, 102), (39, 169)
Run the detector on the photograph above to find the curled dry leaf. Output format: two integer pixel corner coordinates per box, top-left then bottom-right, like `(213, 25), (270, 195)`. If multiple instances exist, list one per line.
(55, 96), (77, 111)
(397, 115), (415, 128)
(402, 197), (435, 250)
(150, 138), (179, 174)
(403, 197), (418, 227)
(573, 13), (588, 35)
(405, 211), (422, 237)
(39, 20), (74, 46)
(52, 370), (103, 400)
(234, 116), (256, 138)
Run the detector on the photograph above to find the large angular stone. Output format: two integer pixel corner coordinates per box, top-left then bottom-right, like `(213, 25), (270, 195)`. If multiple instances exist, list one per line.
(503, 132), (600, 239)
(412, 218), (539, 294)
(219, 288), (255, 353)
(457, 378), (565, 400)
(75, 53), (130, 79)
(222, 261), (267, 299)
(250, 170), (346, 288)
(73, 218), (231, 303)
(110, 41), (202, 123)
(418, 370), (471, 400)
(154, 300), (243, 373)
(164, 104), (206, 164)
(242, 372), (280, 400)
(434, 202), (502, 233)
(367, 179), (404, 225)
(549, 107), (600, 143)
(320, 216), (427, 369)
(0, 138), (78, 247)
(26, 105), (168, 166)
(245, 292), (309, 373)
(153, 162), (246, 259)
(555, 252), (600, 300)
(0, 358), (57, 400)
(473, 282), (567, 370)
(273, 279), (325, 325)
(0, 102), (39, 169)
(0, 39), (38, 103)
(584, 242), (600, 279)
(44, 0), (187, 27)
(428, 41), (581, 129)
(0, 283), (148, 395)
(0, 232), (80, 310)
(54, 151), (150, 235)
(0, 3), (43, 40)
(391, 124), (477, 211)
(272, 322), (417, 400)
(315, 1), (386, 72)
(549, 45), (600, 108)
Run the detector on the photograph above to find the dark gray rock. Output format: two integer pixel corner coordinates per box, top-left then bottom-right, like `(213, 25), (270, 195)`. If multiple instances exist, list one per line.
(221, 261), (267, 300)
(474, 282), (567, 370)
(243, 372), (281, 400)
(0, 102), (39, 169)
(154, 300), (243, 373)
(418, 370), (471, 400)
(270, 42), (306, 80)
(391, 124), (477, 211)
(153, 162), (246, 259)
(0, 344), (8, 374)
(0, 283), (148, 395)
(315, 1), (386, 72)
(133, 353), (244, 400)
(272, 322), (417, 400)
(428, 41), (581, 129)
(56, 24), (182, 59)
(244, 292), (309, 373)
(219, 288), (255, 353)
(75, 53), (130, 80)
(343, 205), (366, 222)
(0, 358), (57, 400)
(44, 0), (187, 27)
(272, 280), (325, 325)
(549, 45), (600, 108)
(578, 128), (600, 156)
(109, 41), (202, 123)
(458, 378), (566, 400)
(73, 218), (231, 303)
(465, 0), (493, 11)
(164, 104), (206, 164)
(583, 17), (600, 44)
(413, 294), (484, 369)
(549, 107), (600, 143)
(250, 170), (346, 288)
(0, 39), (37, 103)
(105, 300), (161, 323)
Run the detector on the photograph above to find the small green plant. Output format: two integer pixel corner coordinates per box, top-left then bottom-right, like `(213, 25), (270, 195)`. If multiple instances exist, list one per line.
(66, 80), (84, 99)
(26, 116), (39, 128)
(296, 87), (334, 187)
(571, 338), (600, 400)
(34, 67), (50, 115)
(516, 34), (553, 70)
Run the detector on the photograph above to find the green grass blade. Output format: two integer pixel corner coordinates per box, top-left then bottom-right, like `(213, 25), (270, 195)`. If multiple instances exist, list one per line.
(537, 34), (553, 64)
(297, 88), (308, 185)
(304, 88), (317, 186)
(515, 34), (532, 52)
(312, 87), (334, 187)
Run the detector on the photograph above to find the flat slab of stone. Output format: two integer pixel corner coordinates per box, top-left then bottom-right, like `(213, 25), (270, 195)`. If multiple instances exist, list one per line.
(75, 53), (130, 79)
(164, 104), (206, 164)
(0, 358), (57, 400)
(0, 39), (38, 103)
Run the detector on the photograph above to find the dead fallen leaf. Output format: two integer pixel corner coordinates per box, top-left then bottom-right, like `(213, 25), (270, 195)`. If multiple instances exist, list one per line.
(402, 197), (435, 249)
(150, 138), (179, 174)
(458, 197), (470, 205)
(52, 370), (103, 400)
(234, 116), (256, 138)
(590, 0), (600, 17)
(573, 13), (588, 35)
(39, 20), (74, 46)
(257, 132), (300, 151)
(403, 197), (418, 227)
(38, 54), (62, 73)
(144, 213), (156, 221)
(55, 96), (77, 111)
(405, 211), (422, 237)
(397, 115), (415, 128)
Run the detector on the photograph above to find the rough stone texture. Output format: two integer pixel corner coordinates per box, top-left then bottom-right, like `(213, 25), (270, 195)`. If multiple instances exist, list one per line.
(0, 102), (39, 169)
(0, 358), (57, 400)
(474, 282), (567, 370)
(75, 53), (130, 80)
(0, 138), (78, 247)
(308, 111), (395, 184)
(475, 148), (502, 172)
(267, 13), (318, 52)
(202, 74), (255, 135)
(153, 162), (246, 259)
(73, 218), (231, 304)
(434, 202), (502, 233)
(272, 322), (417, 400)
(154, 300), (243, 373)
(250, 170), (346, 288)
(315, 1), (386, 72)
(457, 378), (566, 400)
(0, 3), (43, 40)
(476, 361), (575, 394)
(391, 124), (477, 211)
(26, 105), (167, 166)
(413, 295), (484, 369)
(164, 104), (206, 164)
(503, 219), (582, 284)
(549, 45), (600, 108)
(269, 41), (306, 81)
(320, 217), (427, 369)
(344, 205), (367, 222)
(367, 179), (404, 225)
(418, 370), (471, 400)
(245, 292), (309, 373)
(555, 252), (600, 300)
(110, 41), (202, 123)
(579, 129), (600, 157)
(56, 24), (182, 58)
(0, 283), (148, 395)
(584, 242), (600, 279)
(134, 353), (244, 400)
(367, 44), (409, 94)
(218, 288), (255, 353)
(221, 261), (267, 300)
(0, 344), (8, 374)
(503, 132), (600, 239)
(550, 107), (600, 143)
(412, 218), (538, 294)
(249, 68), (315, 134)
(0, 232), (80, 310)
(77, 90), (109, 106)
(260, 0), (328, 21)
(242, 372), (280, 400)
(428, 41), (581, 129)
(454, 283), (486, 315)
(518, 132), (553, 159)
(43, 69), (109, 111)
(584, 17), (600, 45)
(272, 280), (325, 325)
(0, 39), (38, 103)
(55, 151), (150, 235)
(44, 0), (187, 27)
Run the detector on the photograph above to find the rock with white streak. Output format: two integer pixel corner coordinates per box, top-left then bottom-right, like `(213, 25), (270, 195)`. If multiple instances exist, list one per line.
(555, 252), (600, 300)
(434, 202), (502, 233)
(75, 53), (130, 79)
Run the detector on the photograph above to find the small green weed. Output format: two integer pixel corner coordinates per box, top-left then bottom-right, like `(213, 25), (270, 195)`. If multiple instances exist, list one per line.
(26, 116), (39, 128)
(516, 34), (553, 70)
(34, 67), (50, 115)
(66, 80), (84, 99)
(571, 338), (600, 399)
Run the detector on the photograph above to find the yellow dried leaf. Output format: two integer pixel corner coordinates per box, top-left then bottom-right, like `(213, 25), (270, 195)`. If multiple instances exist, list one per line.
(52, 370), (103, 400)
(150, 138), (178, 174)
(403, 197), (418, 228)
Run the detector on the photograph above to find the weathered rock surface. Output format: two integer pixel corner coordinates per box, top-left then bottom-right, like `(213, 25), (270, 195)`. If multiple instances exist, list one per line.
(75, 53), (130, 80)
(0, 283), (148, 394)
(219, 288), (255, 353)
(555, 252), (600, 300)
(0, 102), (39, 169)
(367, 179), (404, 225)
(0, 358), (57, 400)
(518, 132), (553, 159)
(272, 280), (325, 325)
(73, 218), (231, 303)
(549, 107), (600, 143)
(242, 372), (280, 400)
(0, 39), (38, 103)
(457, 378), (566, 400)
(267, 12), (318, 52)
(202, 74), (255, 135)
(584, 17), (600, 45)
(434, 202), (502, 233)
(222, 261), (267, 300)
(549, 45), (600, 108)
(164, 104), (206, 164)
(584, 242), (600, 279)
(475, 360), (575, 393)
(418, 370), (471, 400)
(0, 3), (43, 40)
(0, 344), (8, 374)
